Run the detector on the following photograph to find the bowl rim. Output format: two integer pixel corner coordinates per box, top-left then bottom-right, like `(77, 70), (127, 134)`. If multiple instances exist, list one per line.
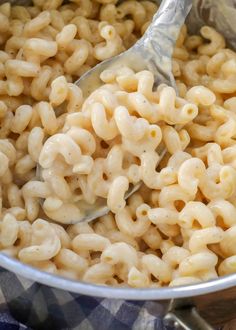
(0, 252), (236, 300)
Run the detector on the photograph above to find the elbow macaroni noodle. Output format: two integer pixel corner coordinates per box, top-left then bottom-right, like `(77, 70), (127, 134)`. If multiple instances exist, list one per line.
(0, 0), (236, 288)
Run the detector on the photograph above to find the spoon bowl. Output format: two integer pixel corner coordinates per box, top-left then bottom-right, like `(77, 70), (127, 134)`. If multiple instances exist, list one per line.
(38, 0), (193, 224)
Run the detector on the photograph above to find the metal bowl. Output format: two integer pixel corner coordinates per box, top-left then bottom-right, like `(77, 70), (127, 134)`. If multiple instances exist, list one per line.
(1, 1), (236, 329)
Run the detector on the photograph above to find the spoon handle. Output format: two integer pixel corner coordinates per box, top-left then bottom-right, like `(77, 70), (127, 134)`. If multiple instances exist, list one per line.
(135, 0), (193, 86)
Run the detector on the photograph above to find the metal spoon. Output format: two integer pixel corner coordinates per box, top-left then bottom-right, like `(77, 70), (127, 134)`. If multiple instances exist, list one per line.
(39, 0), (193, 224)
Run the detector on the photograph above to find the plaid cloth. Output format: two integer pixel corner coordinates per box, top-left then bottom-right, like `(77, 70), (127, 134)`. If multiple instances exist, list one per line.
(0, 266), (226, 330)
(0, 309), (30, 330)
(0, 267), (177, 330)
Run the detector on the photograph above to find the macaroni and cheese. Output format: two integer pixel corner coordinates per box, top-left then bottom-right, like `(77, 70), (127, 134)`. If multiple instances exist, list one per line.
(0, 0), (236, 288)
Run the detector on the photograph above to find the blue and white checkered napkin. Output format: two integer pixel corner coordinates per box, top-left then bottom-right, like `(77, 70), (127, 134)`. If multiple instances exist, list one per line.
(0, 267), (176, 330)
(0, 308), (30, 330)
